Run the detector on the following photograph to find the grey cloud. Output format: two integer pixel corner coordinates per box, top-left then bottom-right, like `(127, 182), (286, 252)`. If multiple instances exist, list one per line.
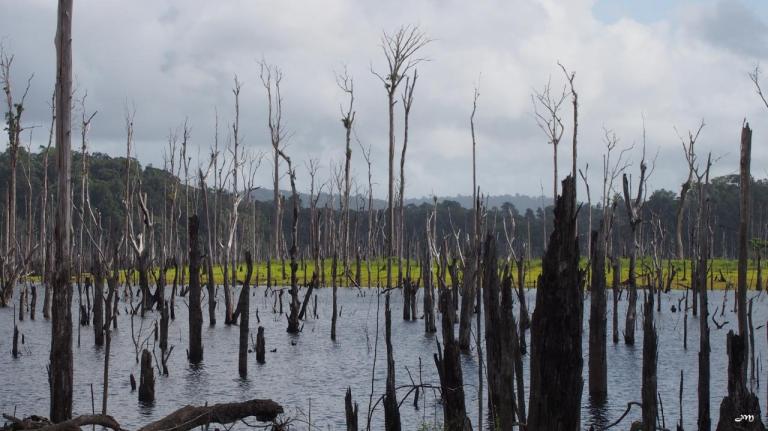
(687, 0), (768, 58)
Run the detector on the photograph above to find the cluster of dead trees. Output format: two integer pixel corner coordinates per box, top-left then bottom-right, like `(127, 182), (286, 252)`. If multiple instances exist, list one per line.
(5, 2), (768, 429)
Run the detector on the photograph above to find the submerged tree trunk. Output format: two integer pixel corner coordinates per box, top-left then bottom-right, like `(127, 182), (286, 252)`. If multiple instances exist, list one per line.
(528, 176), (583, 430)
(345, 387), (359, 431)
(237, 252), (253, 378)
(717, 331), (764, 430)
(187, 215), (203, 364)
(434, 279), (471, 431)
(138, 349), (155, 404)
(422, 240), (436, 333)
(331, 255), (338, 340)
(93, 263), (104, 347)
(383, 293), (401, 431)
(50, 0), (74, 422)
(738, 123), (751, 371)
(589, 226), (607, 402)
(256, 326), (265, 364)
(641, 296), (657, 431)
(612, 257), (620, 344)
(481, 236), (517, 429)
(516, 255), (529, 354)
(698, 157), (712, 431)
(458, 246), (475, 351)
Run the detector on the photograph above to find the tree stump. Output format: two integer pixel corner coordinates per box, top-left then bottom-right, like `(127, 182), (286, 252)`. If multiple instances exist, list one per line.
(345, 387), (358, 431)
(716, 331), (764, 430)
(256, 326), (265, 364)
(529, 176), (583, 430)
(138, 349), (155, 404)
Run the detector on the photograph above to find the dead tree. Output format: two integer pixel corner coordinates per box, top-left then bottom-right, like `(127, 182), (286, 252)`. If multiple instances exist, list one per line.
(345, 387), (359, 431)
(589, 223), (608, 402)
(337, 69), (355, 280)
(0, 45), (32, 307)
(127, 192), (154, 316)
(93, 260), (104, 347)
(279, 150), (302, 334)
(641, 294), (657, 431)
(372, 25), (429, 291)
(255, 326), (265, 364)
(2, 399), (283, 431)
(481, 236), (517, 429)
(236, 251), (253, 378)
(331, 257), (338, 340)
(674, 121), (704, 259)
(697, 154), (713, 431)
(397, 71), (417, 282)
(423, 214), (436, 333)
(41, 95), (55, 320)
(260, 60), (286, 260)
(138, 349), (155, 404)
(716, 331), (764, 430)
(434, 286), (471, 430)
(187, 215), (203, 363)
(622, 145), (647, 346)
(458, 88), (479, 351)
(533, 78), (567, 205)
(738, 122), (751, 368)
(383, 293), (401, 431)
(528, 176), (583, 430)
(199, 154), (217, 326)
(222, 76), (245, 325)
(50, 0), (74, 421)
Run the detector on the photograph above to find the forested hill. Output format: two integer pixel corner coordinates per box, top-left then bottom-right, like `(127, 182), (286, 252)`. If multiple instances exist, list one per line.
(0, 147), (764, 259)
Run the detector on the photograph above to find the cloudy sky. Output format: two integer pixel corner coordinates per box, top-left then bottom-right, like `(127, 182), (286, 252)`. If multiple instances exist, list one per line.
(2, 0), (768, 200)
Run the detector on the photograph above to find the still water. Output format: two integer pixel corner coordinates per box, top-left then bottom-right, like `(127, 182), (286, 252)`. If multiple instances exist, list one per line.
(0, 285), (766, 429)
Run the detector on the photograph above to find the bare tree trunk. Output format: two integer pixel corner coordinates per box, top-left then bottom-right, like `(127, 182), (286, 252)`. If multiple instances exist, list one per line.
(528, 176), (583, 430)
(345, 387), (359, 431)
(641, 295), (657, 431)
(93, 262), (104, 347)
(331, 255), (338, 340)
(589, 226), (607, 401)
(138, 349), (155, 404)
(622, 159), (647, 346)
(697, 157), (712, 431)
(422, 238), (436, 333)
(237, 252), (253, 378)
(434, 286), (471, 430)
(612, 257), (620, 344)
(200, 175), (217, 326)
(256, 326), (265, 364)
(738, 123), (752, 371)
(383, 293), (401, 431)
(716, 331), (764, 430)
(481, 236), (517, 429)
(458, 246), (475, 351)
(50, 0), (74, 421)
(282, 155), (301, 334)
(187, 215), (203, 363)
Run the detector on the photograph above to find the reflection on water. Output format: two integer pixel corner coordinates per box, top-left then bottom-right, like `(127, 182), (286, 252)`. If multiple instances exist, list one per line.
(1, 286), (767, 429)
(587, 395), (610, 429)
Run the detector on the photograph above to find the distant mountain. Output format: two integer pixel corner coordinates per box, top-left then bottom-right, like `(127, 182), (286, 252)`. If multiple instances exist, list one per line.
(249, 188), (546, 212)
(404, 193), (547, 212)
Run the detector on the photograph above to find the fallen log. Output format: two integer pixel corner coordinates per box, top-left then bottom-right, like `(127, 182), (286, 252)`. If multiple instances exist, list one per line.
(137, 399), (283, 431)
(2, 398), (283, 431)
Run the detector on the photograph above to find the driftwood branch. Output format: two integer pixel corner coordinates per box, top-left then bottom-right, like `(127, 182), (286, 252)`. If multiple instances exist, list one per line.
(3, 399), (283, 431)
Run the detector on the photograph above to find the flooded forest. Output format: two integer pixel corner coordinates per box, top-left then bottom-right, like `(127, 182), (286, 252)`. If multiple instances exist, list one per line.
(4, 1), (768, 430)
